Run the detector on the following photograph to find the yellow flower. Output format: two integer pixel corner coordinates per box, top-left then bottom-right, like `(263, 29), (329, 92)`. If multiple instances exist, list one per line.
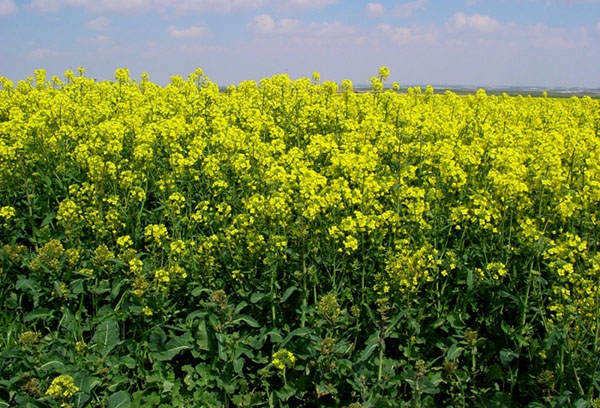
(18, 331), (40, 346)
(271, 349), (296, 371)
(0, 206), (16, 220)
(142, 305), (153, 316)
(144, 224), (168, 246)
(46, 374), (79, 400)
(378, 66), (390, 81)
(75, 341), (87, 353)
(117, 235), (133, 249)
(129, 258), (143, 275)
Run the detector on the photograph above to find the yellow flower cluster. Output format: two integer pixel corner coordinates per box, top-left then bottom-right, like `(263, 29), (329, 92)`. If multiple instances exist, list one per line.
(272, 349), (296, 371)
(0, 205), (15, 222)
(1, 67), (599, 349)
(144, 224), (168, 246)
(18, 331), (40, 346)
(154, 264), (187, 290)
(45, 374), (79, 400)
(29, 240), (64, 272)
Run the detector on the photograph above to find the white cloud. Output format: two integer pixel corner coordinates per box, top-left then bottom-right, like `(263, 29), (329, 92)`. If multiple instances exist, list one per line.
(527, 23), (577, 49)
(250, 14), (301, 34)
(28, 0), (267, 13)
(168, 25), (210, 39)
(282, 0), (337, 9)
(28, 47), (67, 58)
(448, 12), (500, 32)
(28, 0), (77, 13)
(251, 14), (275, 33)
(466, 0), (480, 5)
(366, 2), (384, 17)
(305, 21), (357, 38)
(85, 16), (110, 30)
(393, 0), (427, 17)
(378, 23), (437, 45)
(249, 14), (362, 47)
(79, 35), (113, 45)
(0, 0), (17, 15)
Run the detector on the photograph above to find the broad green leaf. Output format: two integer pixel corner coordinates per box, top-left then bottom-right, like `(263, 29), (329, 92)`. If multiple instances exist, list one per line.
(94, 319), (120, 356)
(73, 371), (91, 408)
(16, 276), (38, 294)
(153, 333), (192, 361)
(38, 358), (65, 373)
(107, 391), (131, 408)
(148, 327), (167, 352)
(24, 308), (53, 322)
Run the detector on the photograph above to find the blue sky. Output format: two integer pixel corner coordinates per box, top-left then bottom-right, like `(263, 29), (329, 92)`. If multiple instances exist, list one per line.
(0, 0), (599, 87)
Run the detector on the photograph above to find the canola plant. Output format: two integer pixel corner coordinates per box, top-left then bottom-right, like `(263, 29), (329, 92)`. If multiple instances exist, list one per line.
(0, 67), (599, 407)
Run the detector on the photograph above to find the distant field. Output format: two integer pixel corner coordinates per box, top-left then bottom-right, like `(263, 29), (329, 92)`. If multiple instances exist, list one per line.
(350, 86), (600, 98)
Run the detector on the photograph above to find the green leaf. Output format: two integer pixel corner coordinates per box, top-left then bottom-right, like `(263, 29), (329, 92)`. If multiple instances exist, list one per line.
(250, 292), (266, 303)
(418, 376), (439, 395)
(38, 357), (65, 373)
(360, 342), (379, 362)
(232, 314), (260, 328)
(384, 309), (408, 337)
(499, 349), (519, 367)
(74, 372), (90, 394)
(447, 313), (467, 330)
(153, 333), (192, 361)
(40, 212), (55, 228)
(280, 327), (311, 348)
(196, 320), (210, 351)
(234, 301), (248, 314)
(24, 308), (53, 322)
(275, 384), (296, 402)
(120, 357), (136, 369)
(16, 276), (38, 294)
(108, 391), (131, 408)
(94, 319), (120, 356)
(191, 287), (210, 297)
(186, 310), (206, 324)
(280, 286), (298, 303)
(466, 268), (474, 290)
(233, 357), (244, 374)
(73, 372), (91, 408)
(446, 344), (464, 360)
(148, 327), (167, 352)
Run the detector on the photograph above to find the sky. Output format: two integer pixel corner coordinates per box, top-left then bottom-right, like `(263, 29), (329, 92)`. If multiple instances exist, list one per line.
(0, 0), (599, 88)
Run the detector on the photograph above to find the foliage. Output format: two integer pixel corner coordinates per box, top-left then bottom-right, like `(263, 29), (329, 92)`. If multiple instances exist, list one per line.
(0, 67), (599, 407)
